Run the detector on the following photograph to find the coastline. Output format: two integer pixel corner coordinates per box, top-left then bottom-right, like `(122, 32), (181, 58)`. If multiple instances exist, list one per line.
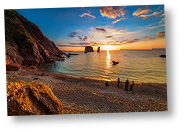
(6, 68), (167, 114)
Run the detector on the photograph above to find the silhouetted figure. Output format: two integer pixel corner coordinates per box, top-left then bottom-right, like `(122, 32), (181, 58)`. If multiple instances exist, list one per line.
(130, 81), (134, 91)
(97, 46), (100, 53)
(105, 81), (109, 86)
(117, 78), (120, 87)
(125, 79), (129, 91)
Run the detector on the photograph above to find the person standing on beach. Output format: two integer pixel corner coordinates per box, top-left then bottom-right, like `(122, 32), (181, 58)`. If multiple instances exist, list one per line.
(125, 79), (129, 91)
(130, 81), (134, 91)
(117, 78), (120, 87)
(105, 81), (109, 86)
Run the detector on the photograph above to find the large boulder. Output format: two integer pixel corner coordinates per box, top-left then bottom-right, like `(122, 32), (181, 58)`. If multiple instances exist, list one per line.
(84, 46), (94, 53)
(7, 81), (63, 116)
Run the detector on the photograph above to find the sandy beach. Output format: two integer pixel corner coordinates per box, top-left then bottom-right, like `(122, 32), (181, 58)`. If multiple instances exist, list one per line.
(6, 68), (167, 114)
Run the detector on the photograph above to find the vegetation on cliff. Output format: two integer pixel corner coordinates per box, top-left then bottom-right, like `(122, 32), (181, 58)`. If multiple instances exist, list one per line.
(5, 9), (65, 67)
(7, 81), (63, 116)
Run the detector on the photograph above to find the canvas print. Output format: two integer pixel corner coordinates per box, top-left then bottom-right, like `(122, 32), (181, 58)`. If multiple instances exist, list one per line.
(5, 5), (167, 116)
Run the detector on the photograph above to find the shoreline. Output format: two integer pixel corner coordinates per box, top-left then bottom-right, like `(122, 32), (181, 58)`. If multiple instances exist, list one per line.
(37, 68), (167, 85)
(6, 68), (167, 114)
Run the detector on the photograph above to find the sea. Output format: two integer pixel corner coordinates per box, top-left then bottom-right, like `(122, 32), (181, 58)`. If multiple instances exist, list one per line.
(38, 49), (167, 84)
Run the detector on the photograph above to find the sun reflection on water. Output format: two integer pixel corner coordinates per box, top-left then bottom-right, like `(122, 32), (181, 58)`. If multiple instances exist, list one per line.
(104, 50), (112, 81)
(106, 50), (111, 68)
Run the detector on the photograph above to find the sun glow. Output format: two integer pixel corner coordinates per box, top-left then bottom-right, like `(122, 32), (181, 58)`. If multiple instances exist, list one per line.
(101, 45), (120, 50)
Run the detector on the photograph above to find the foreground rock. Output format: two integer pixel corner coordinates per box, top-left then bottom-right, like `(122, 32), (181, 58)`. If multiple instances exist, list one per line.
(5, 10), (65, 67)
(7, 81), (63, 116)
(84, 46), (94, 53)
(159, 54), (166, 58)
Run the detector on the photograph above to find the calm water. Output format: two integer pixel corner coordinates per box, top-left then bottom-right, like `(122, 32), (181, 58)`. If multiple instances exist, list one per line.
(38, 49), (167, 83)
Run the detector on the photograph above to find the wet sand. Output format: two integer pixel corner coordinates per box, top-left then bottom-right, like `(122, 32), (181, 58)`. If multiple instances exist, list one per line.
(6, 69), (167, 114)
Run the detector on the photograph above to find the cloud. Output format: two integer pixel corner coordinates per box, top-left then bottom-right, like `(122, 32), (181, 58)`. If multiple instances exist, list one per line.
(58, 42), (91, 47)
(159, 18), (165, 23)
(133, 6), (164, 18)
(68, 31), (78, 38)
(152, 11), (159, 16)
(148, 24), (160, 29)
(148, 17), (165, 30)
(78, 35), (89, 41)
(95, 28), (107, 33)
(132, 6), (151, 17)
(140, 14), (151, 18)
(83, 36), (89, 41)
(78, 36), (82, 40)
(91, 36), (95, 39)
(106, 40), (122, 45)
(161, 13), (165, 17)
(121, 38), (140, 44)
(99, 6), (125, 19)
(143, 36), (156, 40)
(105, 36), (113, 38)
(156, 31), (165, 38)
(126, 31), (139, 35)
(112, 17), (126, 24)
(79, 13), (96, 18)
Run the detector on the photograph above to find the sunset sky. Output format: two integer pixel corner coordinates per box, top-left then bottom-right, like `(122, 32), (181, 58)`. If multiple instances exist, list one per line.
(15, 5), (165, 51)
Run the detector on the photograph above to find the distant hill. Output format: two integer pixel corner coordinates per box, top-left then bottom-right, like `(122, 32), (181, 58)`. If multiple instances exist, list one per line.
(5, 10), (65, 67)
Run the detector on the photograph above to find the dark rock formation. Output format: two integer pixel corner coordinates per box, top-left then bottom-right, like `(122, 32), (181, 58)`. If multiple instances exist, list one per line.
(159, 54), (166, 58)
(112, 61), (119, 65)
(7, 81), (63, 116)
(84, 46), (94, 53)
(6, 63), (23, 71)
(5, 10), (65, 67)
(65, 53), (79, 58)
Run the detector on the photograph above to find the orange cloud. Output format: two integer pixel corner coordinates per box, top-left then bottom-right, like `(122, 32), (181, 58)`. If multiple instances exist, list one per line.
(156, 31), (165, 38)
(132, 6), (150, 16)
(159, 18), (165, 23)
(140, 14), (151, 17)
(91, 36), (95, 39)
(79, 13), (96, 18)
(99, 6), (125, 19)
(161, 13), (165, 17)
(157, 31), (165, 35)
(152, 11), (158, 15)
(112, 17), (126, 24)
(105, 36), (113, 38)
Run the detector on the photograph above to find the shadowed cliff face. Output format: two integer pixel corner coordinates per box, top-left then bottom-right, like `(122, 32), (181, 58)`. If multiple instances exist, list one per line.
(5, 10), (65, 67)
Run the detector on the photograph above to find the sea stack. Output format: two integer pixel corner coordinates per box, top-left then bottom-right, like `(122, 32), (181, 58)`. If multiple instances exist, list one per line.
(84, 46), (94, 53)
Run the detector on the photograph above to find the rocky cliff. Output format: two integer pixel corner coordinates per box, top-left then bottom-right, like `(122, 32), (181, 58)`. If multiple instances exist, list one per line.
(5, 10), (65, 67)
